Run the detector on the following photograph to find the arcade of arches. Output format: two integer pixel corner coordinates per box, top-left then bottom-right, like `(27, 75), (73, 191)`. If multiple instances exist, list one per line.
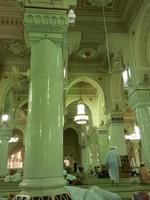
(0, 0), (150, 199)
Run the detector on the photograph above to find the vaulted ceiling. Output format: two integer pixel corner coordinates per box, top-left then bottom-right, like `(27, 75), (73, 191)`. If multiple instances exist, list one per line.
(0, 0), (142, 126)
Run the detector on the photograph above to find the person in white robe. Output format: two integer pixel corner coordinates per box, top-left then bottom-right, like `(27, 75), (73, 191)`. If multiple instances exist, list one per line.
(106, 146), (121, 185)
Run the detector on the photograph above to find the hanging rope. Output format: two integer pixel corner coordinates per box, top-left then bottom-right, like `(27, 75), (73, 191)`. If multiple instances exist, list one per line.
(102, 1), (112, 73)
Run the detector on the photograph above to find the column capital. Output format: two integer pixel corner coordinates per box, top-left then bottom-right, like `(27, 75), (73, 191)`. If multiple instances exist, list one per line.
(97, 126), (108, 135)
(24, 7), (68, 46)
(128, 88), (150, 108)
(107, 113), (123, 125)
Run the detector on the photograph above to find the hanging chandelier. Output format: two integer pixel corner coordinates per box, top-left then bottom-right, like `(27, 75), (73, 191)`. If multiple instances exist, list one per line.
(74, 99), (89, 125)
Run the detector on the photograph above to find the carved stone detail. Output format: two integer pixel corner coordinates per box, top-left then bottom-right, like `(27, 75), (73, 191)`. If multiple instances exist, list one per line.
(70, 21), (126, 33)
(107, 113), (123, 124)
(0, 39), (30, 58)
(24, 9), (68, 35)
(86, 0), (113, 7)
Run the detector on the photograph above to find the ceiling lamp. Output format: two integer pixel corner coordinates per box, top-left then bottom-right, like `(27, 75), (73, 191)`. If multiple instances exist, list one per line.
(2, 114), (9, 123)
(68, 9), (76, 24)
(74, 99), (89, 125)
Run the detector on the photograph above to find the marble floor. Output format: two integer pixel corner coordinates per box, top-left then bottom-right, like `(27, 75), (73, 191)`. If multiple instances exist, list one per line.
(0, 176), (150, 199)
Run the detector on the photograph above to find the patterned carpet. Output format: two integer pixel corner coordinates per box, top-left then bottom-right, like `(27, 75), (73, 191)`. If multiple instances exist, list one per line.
(0, 177), (150, 199)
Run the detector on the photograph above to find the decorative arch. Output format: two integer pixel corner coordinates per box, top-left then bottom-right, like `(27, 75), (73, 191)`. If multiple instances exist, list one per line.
(66, 76), (106, 127)
(67, 76), (105, 104)
(64, 123), (80, 142)
(63, 127), (81, 164)
(135, 3), (150, 67)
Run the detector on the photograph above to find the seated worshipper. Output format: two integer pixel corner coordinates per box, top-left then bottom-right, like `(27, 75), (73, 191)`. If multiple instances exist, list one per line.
(139, 163), (150, 184)
(63, 169), (67, 178)
(75, 166), (86, 185)
(132, 192), (149, 200)
(65, 185), (121, 200)
(106, 146), (121, 186)
(66, 173), (76, 185)
(4, 174), (12, 182)
(11, 171), (22, 182)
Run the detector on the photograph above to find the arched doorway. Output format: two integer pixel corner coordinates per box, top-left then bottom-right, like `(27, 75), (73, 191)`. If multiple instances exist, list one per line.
(63, 128), (81, 166)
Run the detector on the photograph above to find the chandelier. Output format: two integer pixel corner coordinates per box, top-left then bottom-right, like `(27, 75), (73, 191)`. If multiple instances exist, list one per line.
(74, 99), (89, 125)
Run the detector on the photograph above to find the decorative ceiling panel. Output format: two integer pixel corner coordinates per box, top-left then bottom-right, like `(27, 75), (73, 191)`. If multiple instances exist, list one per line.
(77, 0), (127, 17)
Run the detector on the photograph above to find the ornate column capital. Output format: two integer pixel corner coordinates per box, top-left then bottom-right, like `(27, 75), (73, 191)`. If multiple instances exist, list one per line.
(107, 113), (123, 125)
(24, 7), (68, 48)
(128, 88), (150, 108)
(97, 126), (108, 135)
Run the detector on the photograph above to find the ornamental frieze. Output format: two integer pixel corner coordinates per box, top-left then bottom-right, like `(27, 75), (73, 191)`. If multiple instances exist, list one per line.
(0, 39), (30, 59)
(25, 23), (67, 34)
(24, 9), (68, 35)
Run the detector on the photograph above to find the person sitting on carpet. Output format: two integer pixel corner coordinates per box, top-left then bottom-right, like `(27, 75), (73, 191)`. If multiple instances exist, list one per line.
(139, 163), (150, 184)
(132, 192), (149, 200)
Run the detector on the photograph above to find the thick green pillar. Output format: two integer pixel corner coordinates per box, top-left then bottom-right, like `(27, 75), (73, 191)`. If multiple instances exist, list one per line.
(129, 88), (150, 167)
(107, 113), (127, 155)
(0, 125), (11, 177)
(15, 7), (71, 199)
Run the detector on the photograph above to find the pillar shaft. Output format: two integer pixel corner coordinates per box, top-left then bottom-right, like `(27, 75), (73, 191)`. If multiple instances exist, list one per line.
(129, 88), (150, 167)
(0, 125), (11, 176)
(107, 113), (127, 155)
(83, 144), (92, 172)
(132, 141), (141, 167)
(97, 128), (109, 165)
(90, 143), (98, 167)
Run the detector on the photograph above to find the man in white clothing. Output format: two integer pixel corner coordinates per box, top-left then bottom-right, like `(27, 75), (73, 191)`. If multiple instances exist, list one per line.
(106, 146), (121, 186)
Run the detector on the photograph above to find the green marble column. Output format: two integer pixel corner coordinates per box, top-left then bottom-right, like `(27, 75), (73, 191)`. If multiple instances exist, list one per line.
(16, 8), (70, 199)
(107, 113), (127, 155)
(0, 125), (11, 177)
(97, 128), (109, 165)
(129, 88), (150, 167)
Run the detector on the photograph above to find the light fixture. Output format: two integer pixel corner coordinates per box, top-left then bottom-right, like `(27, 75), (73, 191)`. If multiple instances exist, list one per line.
(2, 114), (9, 123)
(74, 99), (89, 125)
(68, 9), (76, 24)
